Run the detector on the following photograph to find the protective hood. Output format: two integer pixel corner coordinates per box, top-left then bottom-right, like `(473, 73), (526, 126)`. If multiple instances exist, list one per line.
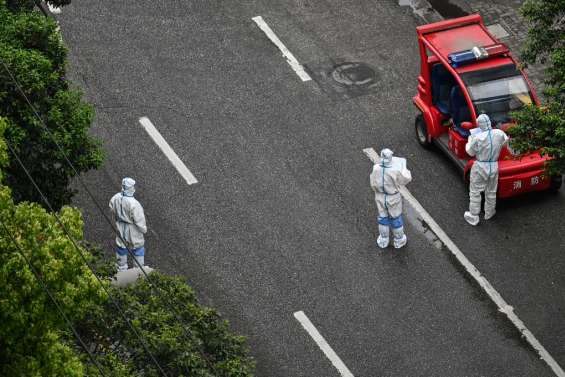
(122, 177), (136, 197)
(477, 114), (492, 131)
(380, 148), (393, 167)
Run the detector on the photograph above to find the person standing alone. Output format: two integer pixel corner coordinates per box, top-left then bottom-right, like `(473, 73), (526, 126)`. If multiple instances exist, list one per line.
(464, 114), (508, 226)
(109, 177), (147, 270)
(370, 148), (412, 249)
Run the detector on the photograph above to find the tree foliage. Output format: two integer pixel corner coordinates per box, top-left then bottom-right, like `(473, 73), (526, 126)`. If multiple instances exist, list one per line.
(0, 0), (103, 209)
(509, 0), (565, 175)
(78, 273), (256, 377)
(0, 117), (108, 377)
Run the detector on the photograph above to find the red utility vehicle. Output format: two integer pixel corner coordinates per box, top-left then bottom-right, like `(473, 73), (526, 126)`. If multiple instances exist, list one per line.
(413, 14), (562, 198)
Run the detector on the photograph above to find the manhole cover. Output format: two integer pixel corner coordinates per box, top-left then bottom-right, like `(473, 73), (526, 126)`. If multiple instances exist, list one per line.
(331, 62), (378, 87)
(305, 58), (391, 100)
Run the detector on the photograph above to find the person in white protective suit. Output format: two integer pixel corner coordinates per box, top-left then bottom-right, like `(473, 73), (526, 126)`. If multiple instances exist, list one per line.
(109, 178), (147, 270)
(464, 114), (509, 226)
(370, 149), (412, 249)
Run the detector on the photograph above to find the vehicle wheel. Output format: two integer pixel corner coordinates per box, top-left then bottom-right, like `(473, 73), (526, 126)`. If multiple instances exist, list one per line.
(415, 114), (432, 149)
(550, 174), (562, 192)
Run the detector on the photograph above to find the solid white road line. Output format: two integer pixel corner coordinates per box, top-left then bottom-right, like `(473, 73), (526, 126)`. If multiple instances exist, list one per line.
(294, 311), (354, 377)
(139, 117), (198, 185)
(252, 16), (312, 82)
(362, 148), (379, 164)
(363, 147), (565, 377)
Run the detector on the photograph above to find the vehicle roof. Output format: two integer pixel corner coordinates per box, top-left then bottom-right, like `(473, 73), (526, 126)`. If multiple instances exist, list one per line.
(423, 23), (498, 62)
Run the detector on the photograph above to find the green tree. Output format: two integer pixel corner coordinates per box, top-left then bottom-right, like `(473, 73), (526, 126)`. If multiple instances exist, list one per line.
(78, 273), (256, 377)
(509, 0), (565, 176)
(0, 117), (108, 377)
(0, 0), (103, 209)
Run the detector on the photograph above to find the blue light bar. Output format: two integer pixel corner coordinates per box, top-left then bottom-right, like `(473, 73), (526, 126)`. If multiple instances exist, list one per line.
(448, 46), (489, 68)
(448, 50), (477, 67)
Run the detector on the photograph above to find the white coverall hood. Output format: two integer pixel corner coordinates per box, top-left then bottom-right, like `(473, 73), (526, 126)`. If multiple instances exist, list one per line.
(380, 148), (393, 167)
(477, 114), (492, 131)
(122, 177), (136, 197)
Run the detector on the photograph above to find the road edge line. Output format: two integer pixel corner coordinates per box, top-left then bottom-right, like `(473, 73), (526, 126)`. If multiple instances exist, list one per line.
(364, 148), (565, 377)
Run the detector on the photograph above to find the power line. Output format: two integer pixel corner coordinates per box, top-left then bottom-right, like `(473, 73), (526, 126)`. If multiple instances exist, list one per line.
(2, 138), (170, 377)
(0, 57), (218, 371)
(0, 218), (107, 377)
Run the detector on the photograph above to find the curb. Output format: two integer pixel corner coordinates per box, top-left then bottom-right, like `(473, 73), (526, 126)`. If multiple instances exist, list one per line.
(401, 0), (443, 24)
(402, 0), (474, 24)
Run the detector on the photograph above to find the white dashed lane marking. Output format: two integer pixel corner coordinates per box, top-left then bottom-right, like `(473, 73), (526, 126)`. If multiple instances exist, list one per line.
(252, 16), (312, 82)
(139, 117), (198, 186)
(294, 311), (354, 377)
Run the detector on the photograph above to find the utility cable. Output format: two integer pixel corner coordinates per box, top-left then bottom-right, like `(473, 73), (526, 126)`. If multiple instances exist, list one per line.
(0, 219), (107, 377)
(0, 57), (219, 371)
(2, 139), (170, 377)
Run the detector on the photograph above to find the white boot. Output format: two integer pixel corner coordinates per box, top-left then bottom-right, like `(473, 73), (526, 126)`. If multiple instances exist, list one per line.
(392, 226), (407, 249)
(464, 211), (479, 226)
(377, 225), (390, 248)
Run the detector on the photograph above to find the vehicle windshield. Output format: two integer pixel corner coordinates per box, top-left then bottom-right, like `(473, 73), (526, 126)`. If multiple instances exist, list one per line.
(461, 64), (533, 126)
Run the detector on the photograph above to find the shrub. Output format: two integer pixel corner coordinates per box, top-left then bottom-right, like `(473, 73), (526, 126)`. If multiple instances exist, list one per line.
(78, 273), (256, 377)
(509, 0), (565, 175)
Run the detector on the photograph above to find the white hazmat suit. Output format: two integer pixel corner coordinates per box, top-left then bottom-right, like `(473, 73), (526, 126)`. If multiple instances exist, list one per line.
(109, 178), (147, 270)
(370, 149), (412, 249)
(464, 114), (509, 225)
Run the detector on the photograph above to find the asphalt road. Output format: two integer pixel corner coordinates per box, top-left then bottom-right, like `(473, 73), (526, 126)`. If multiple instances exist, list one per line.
(58, 0), (563, 376)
